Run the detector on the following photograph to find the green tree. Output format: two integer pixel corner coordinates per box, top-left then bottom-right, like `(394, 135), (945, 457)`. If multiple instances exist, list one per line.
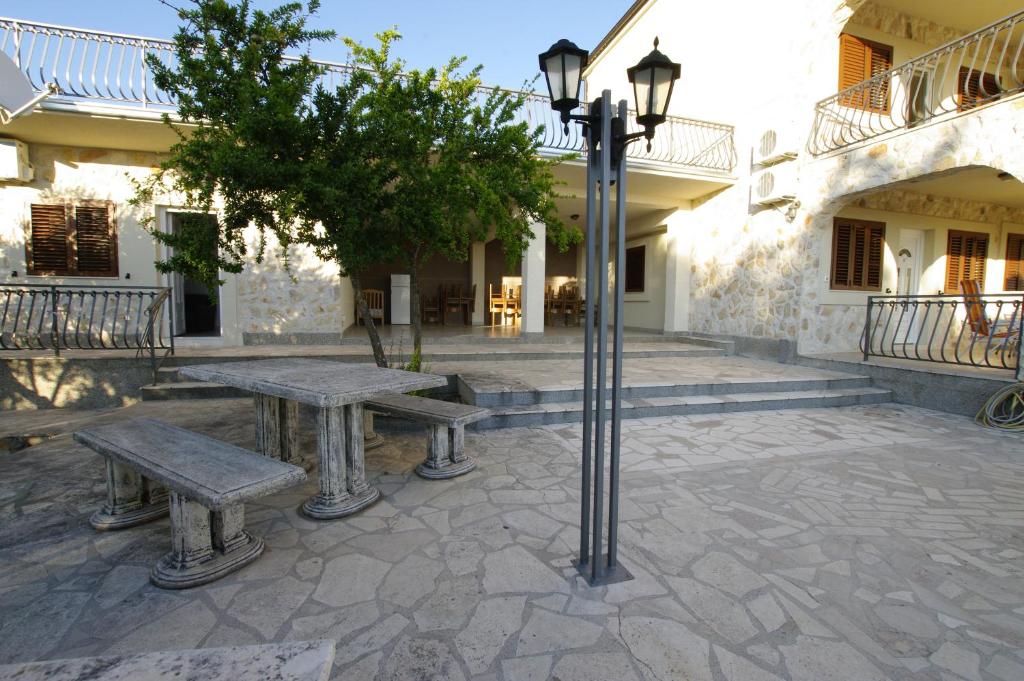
(136, 0), (578, 368)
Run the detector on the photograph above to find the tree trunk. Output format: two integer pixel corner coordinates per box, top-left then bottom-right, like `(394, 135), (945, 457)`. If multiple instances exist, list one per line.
(351, 273), (388, 368)
(410, 252), (423, 364)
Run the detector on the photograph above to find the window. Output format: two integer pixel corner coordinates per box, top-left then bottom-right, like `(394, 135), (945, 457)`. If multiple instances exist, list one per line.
(830, 218), (885, 291)
(945, 230), (989, 293)
(625, 245), (645, 293)
(25, 202), (118, 277)
(957, 67), (1000, 112)
(1004, 233), (1023, 291)
(838, 34), (893, 113)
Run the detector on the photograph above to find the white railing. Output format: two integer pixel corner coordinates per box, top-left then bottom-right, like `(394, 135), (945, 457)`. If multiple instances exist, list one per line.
(0, 17), (736, 173)
(810, 9), (1024, 155)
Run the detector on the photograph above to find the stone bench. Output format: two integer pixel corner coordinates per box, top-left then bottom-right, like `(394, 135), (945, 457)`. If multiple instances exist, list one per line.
(0, 640), (335, 681)
(74, 418), (306, 589)
(365, 394), (489, 479)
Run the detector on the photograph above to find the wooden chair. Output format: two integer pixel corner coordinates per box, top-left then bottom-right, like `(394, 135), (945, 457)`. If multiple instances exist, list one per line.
(503, 286), (522, 325)
(562, 284), (582, 326)
(421, 286), (441, 324)
(357, 288), (385, 326)
(488, 284), (507, 326)
(959, 279), (1021, 348)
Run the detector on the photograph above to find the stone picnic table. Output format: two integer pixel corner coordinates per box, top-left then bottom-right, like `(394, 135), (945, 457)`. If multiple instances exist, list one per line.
(179, 358), (446, 519)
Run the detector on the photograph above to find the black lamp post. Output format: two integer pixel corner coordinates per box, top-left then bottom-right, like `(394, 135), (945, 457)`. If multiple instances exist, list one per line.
(539, 37), (680, 586)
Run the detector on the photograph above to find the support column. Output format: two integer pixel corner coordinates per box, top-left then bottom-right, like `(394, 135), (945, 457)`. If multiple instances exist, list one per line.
(302, 403), (380, 519)
(90, 459), (169, 530)
(663, 209), (693, 334)
(471, 241), (486, 325)
(521, 221), (546, 336)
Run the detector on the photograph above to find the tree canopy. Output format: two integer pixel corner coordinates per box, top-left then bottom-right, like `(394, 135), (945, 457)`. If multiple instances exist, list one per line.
(135, 0), (580, 366)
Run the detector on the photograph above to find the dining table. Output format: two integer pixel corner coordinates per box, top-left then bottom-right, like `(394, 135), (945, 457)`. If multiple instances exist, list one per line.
(179, 358), (447, 519)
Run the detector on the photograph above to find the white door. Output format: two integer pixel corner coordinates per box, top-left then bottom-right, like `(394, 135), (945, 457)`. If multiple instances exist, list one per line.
(895, 229), (925, 344)
(165, 212), (187, 335)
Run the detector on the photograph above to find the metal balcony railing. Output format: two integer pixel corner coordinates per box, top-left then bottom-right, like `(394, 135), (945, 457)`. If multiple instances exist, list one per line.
(861, 293), (1023, 372)
(0, 284), (174, 382)
(810, 9), (1024, 155)
(0, 17), (736, 173)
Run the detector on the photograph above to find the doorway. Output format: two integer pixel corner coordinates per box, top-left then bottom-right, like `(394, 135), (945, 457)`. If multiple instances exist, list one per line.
(895, 228), (925, 343)
(166, 211), (220, 337)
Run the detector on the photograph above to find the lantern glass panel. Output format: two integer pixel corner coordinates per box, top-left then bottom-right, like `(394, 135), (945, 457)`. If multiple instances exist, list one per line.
(562, 53), (582, 103)
(652, 66), (674, 116)
(632, 67), (652, 116)
(545, 54), (565, 100)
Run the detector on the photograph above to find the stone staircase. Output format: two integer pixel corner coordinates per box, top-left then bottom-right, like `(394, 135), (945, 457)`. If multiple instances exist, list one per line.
(141, 336), (893, 429)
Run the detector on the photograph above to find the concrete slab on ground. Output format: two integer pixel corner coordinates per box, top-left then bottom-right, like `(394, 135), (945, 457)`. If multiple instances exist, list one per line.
(1, 398), (1022, 680)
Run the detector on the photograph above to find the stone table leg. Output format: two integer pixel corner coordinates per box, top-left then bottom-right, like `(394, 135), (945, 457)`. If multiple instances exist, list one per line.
(301, 403), (380, 519)
(90, 459), (169, 530)
(151, 494), (264, 589)
(255, 394), (307, 469)
(416, 424), (476, 480)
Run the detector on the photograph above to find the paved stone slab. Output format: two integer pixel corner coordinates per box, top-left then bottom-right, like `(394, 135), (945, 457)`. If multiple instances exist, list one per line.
(3, 399), (1024, 680)
(0, 640), (335, 680)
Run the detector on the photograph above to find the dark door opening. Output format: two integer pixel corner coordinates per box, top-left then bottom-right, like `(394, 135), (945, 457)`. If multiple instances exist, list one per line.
(169, 212), (220, 337)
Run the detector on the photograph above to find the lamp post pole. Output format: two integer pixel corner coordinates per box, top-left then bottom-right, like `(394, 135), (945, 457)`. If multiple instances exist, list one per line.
(539, 37), (680, 587)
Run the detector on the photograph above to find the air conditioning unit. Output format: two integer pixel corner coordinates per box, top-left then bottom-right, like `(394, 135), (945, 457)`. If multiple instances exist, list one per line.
(0, 139), (33, 183)
(751, 163), (797, 206)
(752, 128), (799, 166)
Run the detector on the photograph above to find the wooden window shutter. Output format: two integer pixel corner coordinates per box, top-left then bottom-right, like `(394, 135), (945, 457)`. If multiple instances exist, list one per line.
(838, 34), (892, 113)
(1005, 233), (1024, 291)
(25, 201), (118, 277)
(74, 203), (118, 276)
(945, 230), (989, 293)
(831, 218), (885, 291)
(27, 204), (71, 275)
(866, 224), (884, 289)
(957, 67), (1000, 111)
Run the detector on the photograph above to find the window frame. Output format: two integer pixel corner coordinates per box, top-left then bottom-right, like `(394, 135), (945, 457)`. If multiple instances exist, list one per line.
(830, 217), (886, 292)
(624, 244), (646, 294)
(838, 33), (894, 114)
(944, 229), (989, 294)
(25, 200), (119, 277)
(957, 66), (1000, 112)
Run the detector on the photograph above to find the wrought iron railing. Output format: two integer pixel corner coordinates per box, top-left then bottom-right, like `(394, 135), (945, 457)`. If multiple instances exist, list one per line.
(0, 284), (174, 382)
(0, 17), (736, 173)
(861, 293), (1023, 372)
(810, 10), (1024, 155)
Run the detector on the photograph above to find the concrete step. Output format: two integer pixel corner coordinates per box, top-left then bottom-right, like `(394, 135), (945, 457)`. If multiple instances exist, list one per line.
(141, 381), (249, 401)
(159, 345), (724, 374)
(460, 375), (875, 407)
(472, 387), (893, 430)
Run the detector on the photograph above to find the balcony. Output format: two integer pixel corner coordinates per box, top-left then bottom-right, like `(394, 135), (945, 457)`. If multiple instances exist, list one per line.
(809, 9), (1024, 156)
(0, 17), (735, 175)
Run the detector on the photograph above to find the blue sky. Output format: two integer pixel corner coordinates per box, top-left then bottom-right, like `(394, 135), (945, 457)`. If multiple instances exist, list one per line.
(4, 0), (631, 91)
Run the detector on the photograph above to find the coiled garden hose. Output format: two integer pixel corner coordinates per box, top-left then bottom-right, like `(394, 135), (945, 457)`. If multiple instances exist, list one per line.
(976, 382), (1024, 430)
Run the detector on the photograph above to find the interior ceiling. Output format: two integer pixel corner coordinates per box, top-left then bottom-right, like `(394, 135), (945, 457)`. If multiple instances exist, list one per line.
(867, 0), (1021, 33)
(899, 166), (1024, 208)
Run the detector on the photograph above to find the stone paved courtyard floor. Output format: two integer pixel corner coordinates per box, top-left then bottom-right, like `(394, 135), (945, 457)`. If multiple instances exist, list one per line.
(1, 399), (1024, 680)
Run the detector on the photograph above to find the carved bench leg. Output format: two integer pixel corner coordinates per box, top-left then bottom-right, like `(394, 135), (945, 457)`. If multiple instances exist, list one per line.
(151, 494), (264, 589)
(415, 424), (476, 480)
(90, 459), (169, 530)
(364, 409), (385, 450)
